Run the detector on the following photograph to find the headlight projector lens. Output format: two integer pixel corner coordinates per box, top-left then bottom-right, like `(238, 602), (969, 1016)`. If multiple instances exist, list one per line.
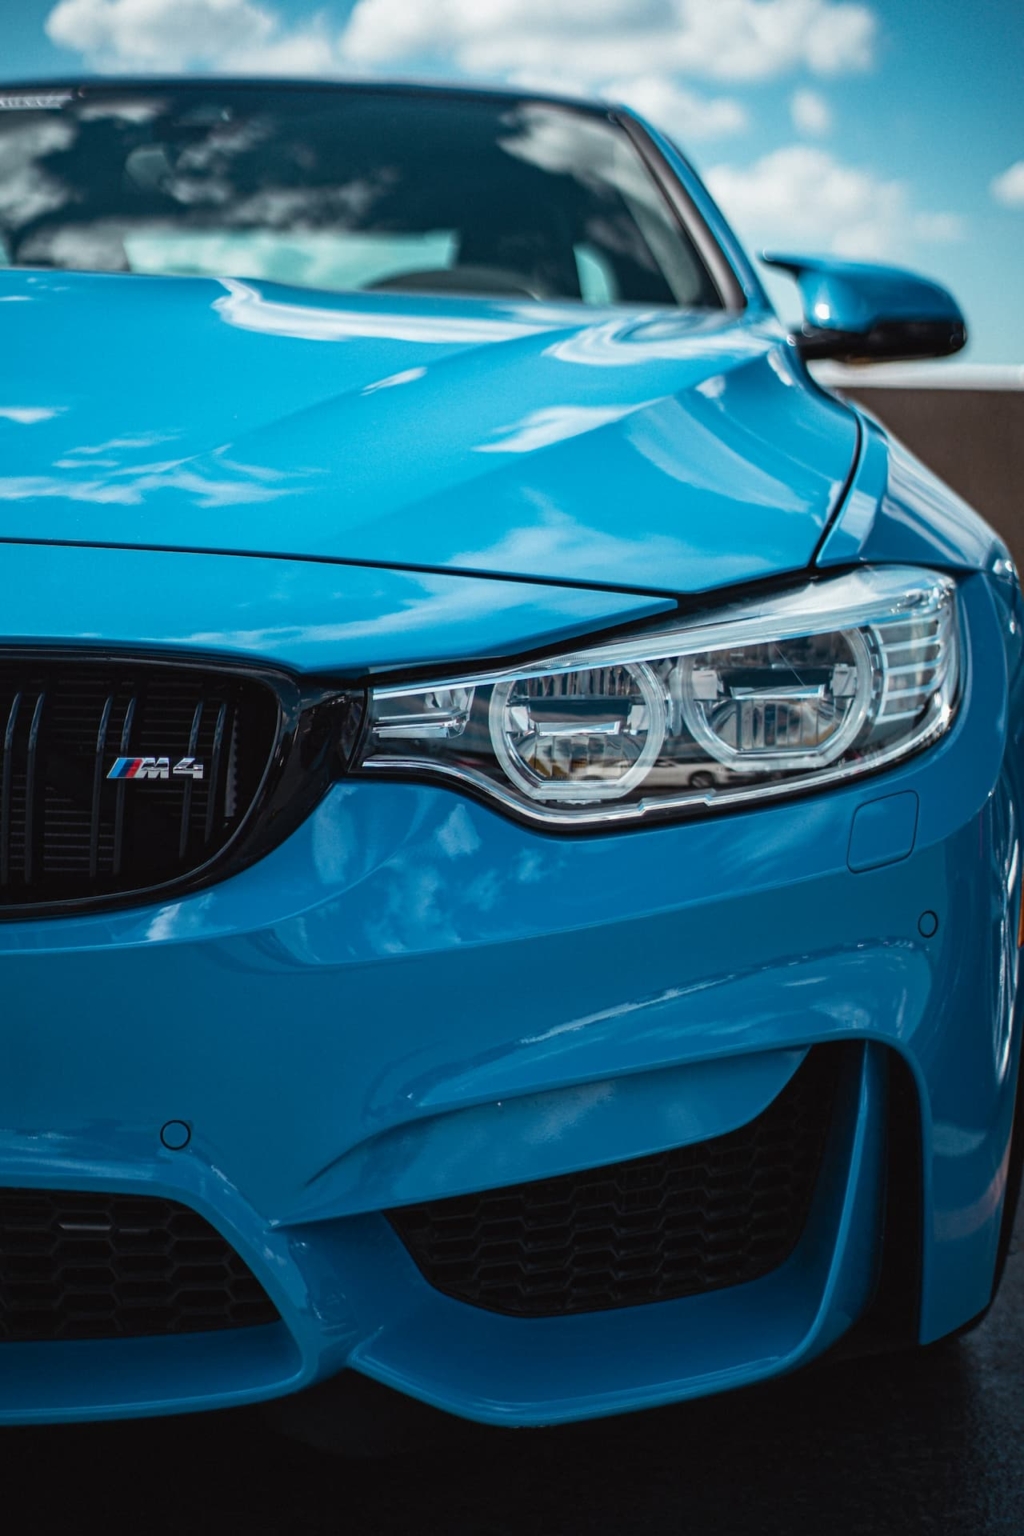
(488, 662), (667, 802)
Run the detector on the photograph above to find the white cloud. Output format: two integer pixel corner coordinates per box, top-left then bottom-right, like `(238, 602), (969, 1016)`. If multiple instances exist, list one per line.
(498, 70), (748, 141)
(0, 407), (64, 424)
(706, 144), (964, 261)
(790, 87), (831, 135)
(602, 75), (748, 140)
(42, 0), (880, 84)
(912, 211), (965, 243)
(44, 0), (874, 143)
(341, 0), (876, 84)
(45, 0), (341, 74)
(991, 160), (1024, 209)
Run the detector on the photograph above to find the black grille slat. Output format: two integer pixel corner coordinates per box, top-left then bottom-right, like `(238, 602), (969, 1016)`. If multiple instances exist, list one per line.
(205, 700), (229, 844)
(178, 698), (204, 860)
(0, 690), (20, 887)
(389, 1048), (841, 1318)
(0, 1190), (279, 1342)
(111, 691), (136, 880)
(23, 691), (45, 884)
(0, 661), (279, 911)
(89, 693), (114, 880)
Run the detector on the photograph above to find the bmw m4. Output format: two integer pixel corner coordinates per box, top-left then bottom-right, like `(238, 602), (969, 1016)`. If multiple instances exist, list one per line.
(0, 78), (1021, 1441)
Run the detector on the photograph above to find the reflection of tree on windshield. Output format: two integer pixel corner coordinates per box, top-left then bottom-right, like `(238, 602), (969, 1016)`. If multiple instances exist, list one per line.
(0, 87), (719, 308)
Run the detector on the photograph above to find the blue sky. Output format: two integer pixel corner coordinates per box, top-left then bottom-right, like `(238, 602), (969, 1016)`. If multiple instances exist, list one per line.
(5, 0), (1023, 362)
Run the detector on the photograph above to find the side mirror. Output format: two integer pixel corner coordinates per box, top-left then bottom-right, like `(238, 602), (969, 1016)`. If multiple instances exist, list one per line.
(761, 253), (967, 364)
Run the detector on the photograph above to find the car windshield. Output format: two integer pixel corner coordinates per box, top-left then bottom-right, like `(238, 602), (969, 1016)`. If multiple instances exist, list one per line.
(0, 84), (721, 308)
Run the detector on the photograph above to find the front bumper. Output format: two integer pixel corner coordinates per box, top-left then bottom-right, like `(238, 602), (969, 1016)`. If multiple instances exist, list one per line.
(1, 571), (1022, 1426)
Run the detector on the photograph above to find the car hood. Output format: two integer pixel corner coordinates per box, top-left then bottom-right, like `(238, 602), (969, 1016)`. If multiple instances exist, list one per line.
(1, 270), (859, 596)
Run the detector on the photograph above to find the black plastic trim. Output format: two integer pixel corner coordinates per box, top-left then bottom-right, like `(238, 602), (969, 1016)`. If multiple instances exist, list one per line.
(0, 1188), (279, 1342)
(992, 1035), (1024, 1300)
(614, 113), (747, 312)
(828, 1048), (923, 1361)
(795, 318), (968, 364)
(0, 647), (362, 920)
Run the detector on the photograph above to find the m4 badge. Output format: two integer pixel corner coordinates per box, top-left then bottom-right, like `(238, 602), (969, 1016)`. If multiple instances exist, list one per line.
(107, 757), (205, 781)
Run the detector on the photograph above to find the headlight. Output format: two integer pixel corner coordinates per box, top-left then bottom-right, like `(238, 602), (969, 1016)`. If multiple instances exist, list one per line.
(354, 567), (959, 827)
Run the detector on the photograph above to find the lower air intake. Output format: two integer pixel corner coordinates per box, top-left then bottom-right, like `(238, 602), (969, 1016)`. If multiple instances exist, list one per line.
(389, 1047), (841, 1318)
(0, 1190), (279, 1342)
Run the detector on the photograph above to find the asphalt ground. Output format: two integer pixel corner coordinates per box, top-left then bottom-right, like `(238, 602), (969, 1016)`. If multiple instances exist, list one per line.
(5, 1195), (1022, 1535)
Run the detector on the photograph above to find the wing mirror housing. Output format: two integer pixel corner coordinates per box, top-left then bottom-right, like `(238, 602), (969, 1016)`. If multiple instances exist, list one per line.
(761, 253), (967, 363)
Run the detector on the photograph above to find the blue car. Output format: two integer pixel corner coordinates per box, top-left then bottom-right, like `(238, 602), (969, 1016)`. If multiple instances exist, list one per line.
(1, 78), (1022, 1445)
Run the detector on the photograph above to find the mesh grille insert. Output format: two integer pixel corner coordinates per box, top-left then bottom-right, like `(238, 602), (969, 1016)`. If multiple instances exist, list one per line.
(0, 1190), (279, 1342)
(0, 658), (279, 911)
(388, 1047), (841, 1318)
